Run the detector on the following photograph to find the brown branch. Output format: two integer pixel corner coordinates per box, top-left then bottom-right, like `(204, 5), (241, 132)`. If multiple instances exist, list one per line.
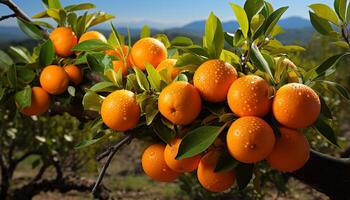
(0, 13), (16, 21)
(92, 134), (133, 195)
(0, 0), (48, 36)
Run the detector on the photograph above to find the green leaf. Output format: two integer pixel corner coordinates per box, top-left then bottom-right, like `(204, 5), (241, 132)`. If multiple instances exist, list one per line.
(176, 126), (223, 160)
(145, 64), (161, 92)
(309, 11), (334, 35)
(236, 163), (254, 190)
(7, 64), (17, 89)
(334, 0), (347, 21)
(173, 73), (188, 82)
(90, 81), (117, 92)
(104, 69), (123, 88)
(171, 36), (193, 47)
(9, 46), (32, 63)
(152, 115), (176, 144)
(140, 96), (158, 125)
(244, 0), (265, 21)
(32, 11), (49, 19)
(230, 3), (249, 38)
(17, 18), (44, 40)
(0, 50), (14, 73)
(319, 96), (333, 119)
(347, 2), (350, 23)
(72, 39), (113, 52)
(64, 3), (95, 12)
(175, 53), (206, 69)
(17, 68), (35, 84)
(31, 21), (54, 29)
(250, 14), (265, 35)
(309, 3), (339, 24)
(48, 0), (62, 9)
(319, 80), (350, 100)
(88, 12), (115, 27)
(220, 49), (240, 64)
(176, 45), (209, 57)
(314, 117), (339, 146)
(47, 8), (61, 22)
(205, 12), (224, 58)
(264, 6), (288, 35)
(140, 25), (151, 38)
(154, 34), (170, 48)
(75, 131), (108, 149)
(82, 91), (104, 111)
(86, 53), (113, 73)
(215, 150), (239, 172)
(39, 39), (55, 67)
(67, 86), (75, 96)
(15, 85), (32, 110)
(133, 67), (150, 91)
(250, 42), (275, 83)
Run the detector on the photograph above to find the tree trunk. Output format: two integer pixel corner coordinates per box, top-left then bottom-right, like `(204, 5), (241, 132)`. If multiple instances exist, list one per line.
(292, 150), (350, 200)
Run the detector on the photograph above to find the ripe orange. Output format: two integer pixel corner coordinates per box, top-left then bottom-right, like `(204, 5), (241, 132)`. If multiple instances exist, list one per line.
(21, 87), (50, 116)
(197, 150), (236, 192)
(112, 60), (127, 76)
(141, 144), (180, 182)
(164, 138), (202, 172)
(40, 65), (69, 95)
(100, 90), (140, 131)
(131, 37), (167, 70)
(227, 75), (271, 117)
(227, 116), (275, 163)
(156, 59), (181, 80)
(158, 81), (201, 125)
(63, 65), (82, 85)
(193, 59), (237, 102)
(78, 31), (107, 43)
(266, 127), (310, 172)
(49, 27), (77, 57)
(272, 83), (321, 129)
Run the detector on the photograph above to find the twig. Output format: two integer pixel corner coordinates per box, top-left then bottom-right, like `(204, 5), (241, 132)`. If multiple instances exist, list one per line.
(0, 0), (48, 37)
(0, 13), (16, 21)
(92, 134), (133, 194)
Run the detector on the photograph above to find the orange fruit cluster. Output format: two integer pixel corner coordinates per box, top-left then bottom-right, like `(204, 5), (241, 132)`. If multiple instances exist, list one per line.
(142, 140), (236, 192)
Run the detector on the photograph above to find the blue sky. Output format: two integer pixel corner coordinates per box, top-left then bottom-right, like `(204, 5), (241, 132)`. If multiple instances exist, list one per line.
(0, 0), (332, 28)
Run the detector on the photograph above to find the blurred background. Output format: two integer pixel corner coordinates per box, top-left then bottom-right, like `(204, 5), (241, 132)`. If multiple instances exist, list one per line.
(0, 0), (349, 199)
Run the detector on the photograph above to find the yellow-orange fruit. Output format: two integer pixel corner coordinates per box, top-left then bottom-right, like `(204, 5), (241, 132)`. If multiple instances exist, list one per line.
(131, 37), (167, 70)
(164, 138), (202, 172)
(227, 75), (271, 117)
(49, 27), (77, 57)
(266, 127), (310, 172)
(39, 65), (69, 95)
(100, 90), (140, 131)
(21, 87), (50, 116)
(197, 150), (236, 192)
(142, 144), (180, 182)
(63, 65), (82, 85)
(227, 116), (275, 163)
(78, 31), (107, 43)
(156, 59), (181, 80)
(193, 59), (237, 102)
(112, 60), (127, 76)
(158, 81), (201, 125)
(273, 83), (321, 129)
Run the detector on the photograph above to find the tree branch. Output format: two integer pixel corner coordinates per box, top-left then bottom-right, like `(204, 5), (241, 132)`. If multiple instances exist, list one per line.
(0, 13), (16, 21)
(92, 134), (133, 195)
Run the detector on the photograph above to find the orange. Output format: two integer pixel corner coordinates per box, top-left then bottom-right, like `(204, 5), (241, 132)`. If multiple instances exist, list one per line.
(131, 37), (167, 70)
(197, 150), (236, 192)
(141, 144), (180, 182)
(78, 31), (107, 43)
(227, 116), (275, 163)
(158, 81), (201, 125)
(100, 90), (140, 131)
(21, 87), (50, 116)
(164, 138), (202, 172)
(266, 127), (310, 172)
(272, 83), (321, 129)
(193, 59), (237, 102)
(40, 65), (69, 95)
(112, 60), (127, 76)
(156, 59), (181, 80)
(227, 75), (271, 117)
(49, 27), (77, 57)
(63, 65), (82, 85)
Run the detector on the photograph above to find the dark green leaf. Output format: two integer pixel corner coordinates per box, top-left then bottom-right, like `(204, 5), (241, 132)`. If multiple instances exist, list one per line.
(176, 126), (223, 160)
(309, 11), (334, 35)
(319, 96), (333, 119)
(17, 18), (44, 40)
(15, 85), (32, 110)
(17, 68), (35, 84)
(7, 64), (17, 88)
(90, 81), (117, 92)
(314, 117), (339, 146)
(264, 6), (288, 35)
(0, 50), (14, 73)
(215, 150), (239, 172)
(152, 115), (176, 144)
(75, 133), (105, 149)
(236, 163), (254, 190)
(9, 46), (31, 63)
(39, 39), (55, 67)
(244, 0), (264, 21)
(175, 53), (206, 69)
(334, 0), (347, 21)
(72, 39), (113, 52)
(86, 53), (113, 73)
(320, 80), (350, 100)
